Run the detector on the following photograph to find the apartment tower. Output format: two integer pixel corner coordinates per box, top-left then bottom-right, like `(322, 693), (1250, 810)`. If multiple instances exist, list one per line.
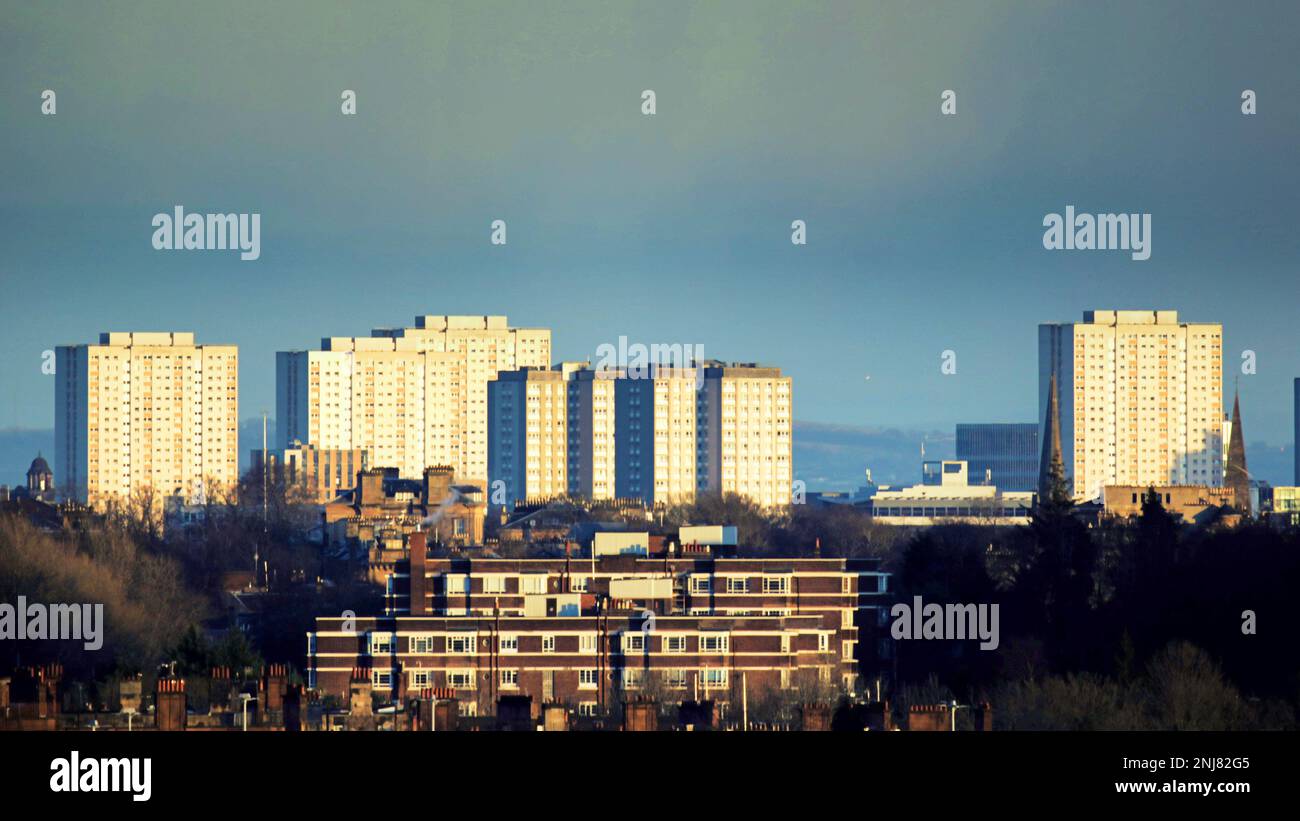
(614, 366), (699, 507)
(696, 363), (793, 506)
(566, 365), (618, 501)
(487, 367), (569, 506)
(278, 315), (550, 483)
(55, 332), (239, 508)
(1038, 310), (1223, 501)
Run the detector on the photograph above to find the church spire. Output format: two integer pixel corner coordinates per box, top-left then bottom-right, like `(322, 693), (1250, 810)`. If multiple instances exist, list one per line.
(1038, 371), (1069, 504)
(1225, 389), (1251, 516)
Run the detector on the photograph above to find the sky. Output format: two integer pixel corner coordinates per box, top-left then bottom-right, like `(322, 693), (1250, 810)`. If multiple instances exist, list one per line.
(1, 1), (1297, 484)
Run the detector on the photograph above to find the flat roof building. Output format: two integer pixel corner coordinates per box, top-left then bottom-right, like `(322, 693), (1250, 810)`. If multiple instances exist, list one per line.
(56, 332), (238, 508)
(871, 461), (1034, 525)
(307, 546), (892, 714)
(1039, 310), (1223, 502)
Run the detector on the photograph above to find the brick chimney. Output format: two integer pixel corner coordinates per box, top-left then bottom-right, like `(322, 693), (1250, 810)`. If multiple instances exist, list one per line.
(408, 530), (429, 615)
(422, 466), (454, 509)
(356, 469), (385, 509)
(155, 678), (187, 731)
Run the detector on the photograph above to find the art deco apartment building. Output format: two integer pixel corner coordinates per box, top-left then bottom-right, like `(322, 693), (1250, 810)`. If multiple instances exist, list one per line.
(614, 366), (700, 507)
(55, 332), (238, 508)
(308, 537), (891, 715)
(1039, 310), (1223, 501)
(487, 367), (569, 504)
(697, 363), (793, 507)
(278, 315), (550, 483)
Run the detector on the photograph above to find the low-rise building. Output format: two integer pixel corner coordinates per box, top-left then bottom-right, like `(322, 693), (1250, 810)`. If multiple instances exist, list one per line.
(252, 442), (367, 503)
(1272, 486), (1300, 526)
(1101, 485), (1238, 526)
(307, 536), (892, 714)
(870, 461), (1033, 525)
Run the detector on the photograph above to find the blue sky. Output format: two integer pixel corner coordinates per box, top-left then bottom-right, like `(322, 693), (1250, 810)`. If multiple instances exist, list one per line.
(2, 1), (1297, 483)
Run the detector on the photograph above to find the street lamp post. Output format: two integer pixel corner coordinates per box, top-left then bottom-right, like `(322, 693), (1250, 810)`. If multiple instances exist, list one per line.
(949, 699), (965, 732)
(240, 693), (256, 731)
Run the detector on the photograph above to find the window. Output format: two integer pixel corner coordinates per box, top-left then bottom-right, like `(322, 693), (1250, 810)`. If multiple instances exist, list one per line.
(447, 670), (475, 689)
(542, 635), (556, 653)
(446, 635), (476, 655)
(689, 575), (711, 594)
(500, 670), (519, 688)
(726, 577), (748, 594)
(780, 634), (791, 653)
(577, 702), (598, 717)
(481, 575), (507, 594)
(623, 633), (645, 653)
(368, 632), (393, 655)
(841, 609), (854, 628)
(818, 634), (830, 652)
(763, 577), (789, 594)
(842, 640), (855, 659)
(521, 574), (547, 594)
(622, 668), (644, 689)
(499, 635), (518, 653)
(580, 633), (597, 652)
(458, 701), (478, 717)
(664, 635), (687, 653)
(665, 669), (687, 688)
(579, 669), (598, 689)
(372, 670), (392, 689)
(570, 576), (589, 592)
(842, 576), (852, 594)
(702, 668), (727, 689)
(409, 669), (431, 689)
(700, 634), (729, 653)
(409, 634), (436, 654)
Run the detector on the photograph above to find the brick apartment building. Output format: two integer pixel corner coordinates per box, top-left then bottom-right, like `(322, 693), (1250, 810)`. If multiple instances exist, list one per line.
(308, 533), (892, 716)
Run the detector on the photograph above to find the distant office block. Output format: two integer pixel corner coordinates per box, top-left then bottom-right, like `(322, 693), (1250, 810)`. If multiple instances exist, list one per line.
(956, 423), (1039, 492)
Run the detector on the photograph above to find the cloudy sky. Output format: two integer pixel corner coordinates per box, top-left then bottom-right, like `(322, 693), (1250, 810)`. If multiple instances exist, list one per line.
(2, 1), (1297, 483)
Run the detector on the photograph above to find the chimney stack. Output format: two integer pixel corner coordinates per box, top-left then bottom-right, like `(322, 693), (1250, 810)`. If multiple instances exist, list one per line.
(408, 530), (429, 615)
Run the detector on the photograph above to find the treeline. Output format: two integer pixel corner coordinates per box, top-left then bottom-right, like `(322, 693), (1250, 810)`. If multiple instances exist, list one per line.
(0, 515), (204, 678)
(0, 468), (338, 694)
(664, 489), (1300, 729)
